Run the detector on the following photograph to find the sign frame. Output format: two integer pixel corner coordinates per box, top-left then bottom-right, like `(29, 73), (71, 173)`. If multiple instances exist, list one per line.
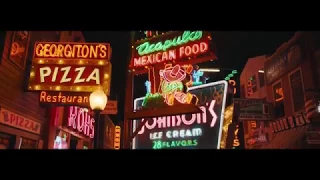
(28, 42), (112, 95)
(0, 108), (41, 135)
(130, 31), (216, 72)
(132, 80), (228, 149)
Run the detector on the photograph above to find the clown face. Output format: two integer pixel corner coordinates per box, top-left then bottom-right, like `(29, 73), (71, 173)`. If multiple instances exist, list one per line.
(161, 81), (184, 94)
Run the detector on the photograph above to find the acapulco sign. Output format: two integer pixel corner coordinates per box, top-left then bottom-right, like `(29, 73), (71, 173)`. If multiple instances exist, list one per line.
(131, 31), (215, 70)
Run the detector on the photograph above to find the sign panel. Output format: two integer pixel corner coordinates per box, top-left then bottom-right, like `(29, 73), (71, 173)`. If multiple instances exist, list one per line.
(271, 112), (311, 133)
(131, 31), (216, 71)
(233, 98), (266, 108)
(9, 31), (30, 69)
(28, 42), (112, 95)
(101, 101), (118, 115)
(233, 98), (271, 121)
(0, 108), (41, 135)
(246, 133), (268, 146)
(104, 118), (115, 148)
(114, 126), (121, 149)
(63, 106), (95, 138)
(39, 91), (117, 112)
(133, 81), (228, 149)
(264, 44), (302, 85)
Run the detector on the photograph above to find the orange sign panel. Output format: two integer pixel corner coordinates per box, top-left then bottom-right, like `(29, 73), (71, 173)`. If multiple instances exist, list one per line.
(28, 42), (112, 95)
(114, 126), (121, 149)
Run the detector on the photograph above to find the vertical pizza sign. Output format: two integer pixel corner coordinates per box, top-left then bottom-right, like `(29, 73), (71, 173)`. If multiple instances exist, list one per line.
(9, 31), (30, 69)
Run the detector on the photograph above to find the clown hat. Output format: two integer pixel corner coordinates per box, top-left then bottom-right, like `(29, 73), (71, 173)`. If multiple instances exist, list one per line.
(160, 64), (186, 82)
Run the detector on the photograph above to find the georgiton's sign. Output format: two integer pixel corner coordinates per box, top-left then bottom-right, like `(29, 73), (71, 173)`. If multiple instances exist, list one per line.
(133, 81), (228, 149)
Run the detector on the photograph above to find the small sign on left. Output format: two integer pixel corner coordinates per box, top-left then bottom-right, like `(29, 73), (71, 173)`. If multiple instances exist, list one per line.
(0, 108), (41, 135)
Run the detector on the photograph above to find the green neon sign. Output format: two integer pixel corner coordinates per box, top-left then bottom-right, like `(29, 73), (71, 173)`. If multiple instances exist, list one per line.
(136, 31), (203, 56)
(152, 139), (198, 149)
(224, 70), (237, 80)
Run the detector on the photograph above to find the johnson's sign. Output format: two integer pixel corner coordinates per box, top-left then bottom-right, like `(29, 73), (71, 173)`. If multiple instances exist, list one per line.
(133, 81), (228, 149)
(67, 106), (95, 138)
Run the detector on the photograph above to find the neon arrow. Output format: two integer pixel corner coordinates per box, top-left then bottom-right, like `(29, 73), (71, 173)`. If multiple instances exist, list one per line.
(209, 100), (217, 127)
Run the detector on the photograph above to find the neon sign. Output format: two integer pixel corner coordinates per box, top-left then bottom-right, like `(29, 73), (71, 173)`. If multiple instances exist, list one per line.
(136, 31), (203, 56)
(131, 31), (215, 69)
(159, 64), (198, 106)
(67, 106), (95, 138)
(34, 43), (109, 60)
(232, 125), (240, 148)
(275, 88), (284, 102)
(133, 80), (228, 149)
(192, 69), (204, 86)
(145, 81), (151, 94)
(138, 100), (217, 135)
(229, 80), (237, 95)
(28, 42), (111, 94)
(224, 70), (237, 80)
(114, 126), (121, 150)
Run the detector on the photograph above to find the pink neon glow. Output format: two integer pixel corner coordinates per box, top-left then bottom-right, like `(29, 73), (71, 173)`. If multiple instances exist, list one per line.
(68, 106), (95, 138)
(159, 64), (197, 106)
(160, 64), (186, 83)
(138, 100), (217, 134)
(53, 135), (68, 149)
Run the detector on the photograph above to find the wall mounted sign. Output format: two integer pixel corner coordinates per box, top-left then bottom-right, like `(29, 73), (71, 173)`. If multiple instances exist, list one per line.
(233, 98), (271, 121)
(101, 100), (118, 115)
(39, 91), (91, 107)
(264, 44), (302, 85)
(104, 118), (115, 148)
(114, 126), (121, 150)
(38, 91), (118, 114)
(133, 80), (228, 149)
(0, 108), (41, 135)
(64, 106), (95, 138)
(271, 112), (311, 133)
(246, 134), (268, 146)
(233, 98), (266, 108)
(130, 31), (216, 71)
(28, 42), (112, 95)
(9, 31), (30, 69)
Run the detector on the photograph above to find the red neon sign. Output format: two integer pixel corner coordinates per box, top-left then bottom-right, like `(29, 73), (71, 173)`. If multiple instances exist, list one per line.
(67, 106), (95, 138)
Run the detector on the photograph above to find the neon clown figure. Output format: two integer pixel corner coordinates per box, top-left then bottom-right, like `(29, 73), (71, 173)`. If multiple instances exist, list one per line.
(145, 80), (151, 94)
(159, 64), (198, 106)
(192, 70), (204, 86)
